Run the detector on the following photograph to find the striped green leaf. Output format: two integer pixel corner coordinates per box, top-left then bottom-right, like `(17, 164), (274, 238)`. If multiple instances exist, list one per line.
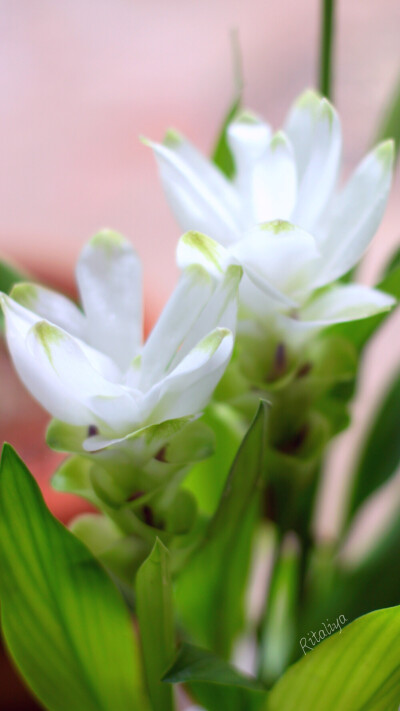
(136, 539), (175, 711)
(0, 444), (148, 711)
(266, 606), (400, 711)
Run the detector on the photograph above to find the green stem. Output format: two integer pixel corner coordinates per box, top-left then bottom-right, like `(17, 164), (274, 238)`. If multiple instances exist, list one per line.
(318, 0), (336, 100)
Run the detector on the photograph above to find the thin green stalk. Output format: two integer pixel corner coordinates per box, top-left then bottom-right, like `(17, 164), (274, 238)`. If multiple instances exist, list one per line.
(318, 0), (336, 100)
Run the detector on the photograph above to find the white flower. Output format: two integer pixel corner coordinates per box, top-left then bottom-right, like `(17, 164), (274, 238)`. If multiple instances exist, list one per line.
(0, 230), (241, 453)
(146, 90), (395, 340)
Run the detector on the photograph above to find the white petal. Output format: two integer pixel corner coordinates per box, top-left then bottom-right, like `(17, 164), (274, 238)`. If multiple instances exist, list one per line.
(11, 282), (86, 339)
(176, 230), (231, 277)
(236, 272), (283, 318)
(1, 295), (138, 430)
(148, 328), (234, 422)
(161, 130), (240, 213)
(315, 140), (395, 286)
(290, 98), (342, 231)
(168, 263), (242, 369)
(227, 111), (272, 170)
(250, 132), (298, 224)
(1, 293), (38, 337)
(76, 230), (142, 370)
(28, 322), (140, 431)
(278, 284), (395, 344)
(140, 264), (215, 389)
(146, 133), (242, 246)
(284, 89), (323, 180)
(228, 115), (297, 225)
(2, 292), (119, 383)
(231, 221), (320, 307)
(301, 284), (395, 323)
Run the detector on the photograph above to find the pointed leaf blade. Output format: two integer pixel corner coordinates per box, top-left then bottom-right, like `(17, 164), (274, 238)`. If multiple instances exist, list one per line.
(136, 539), (175, 711)
(0, 444), (148, 711)
(164, 643), (267, 711)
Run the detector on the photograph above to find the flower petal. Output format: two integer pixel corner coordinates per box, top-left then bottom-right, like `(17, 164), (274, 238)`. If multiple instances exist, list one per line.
(251, 131), (298, 224)
(301, 284), (395, 323)
(76, 230), (142, 371)
(290, 98), (342, 232)
(284, 89), (323, 180)
(228, 115), (297, 224)
(145, 132), (242, 246)
(28, 321), (140, 429)
(227, 111), (272, 171)
(278, 284), (395, 344)
(2, 293), (120, 383)
(139, 263), (216, 389)
(148, 327), (234, 422)
(176, 230), (231, 277)
(230, 221), (320, 307)
(314, 140), (395, 286)
(168, 263), (242, 369)
(11, 282), (86, 339)
(1, 295), (138, 429)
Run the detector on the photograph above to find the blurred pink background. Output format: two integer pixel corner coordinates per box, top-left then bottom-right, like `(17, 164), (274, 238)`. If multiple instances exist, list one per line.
(0, 0), (399, 534)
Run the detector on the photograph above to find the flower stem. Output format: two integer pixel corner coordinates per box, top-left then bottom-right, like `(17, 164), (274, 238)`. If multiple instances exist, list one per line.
(318, 0), (336, 100)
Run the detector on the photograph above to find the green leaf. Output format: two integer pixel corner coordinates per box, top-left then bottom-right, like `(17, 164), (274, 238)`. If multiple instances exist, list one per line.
(346, 369), (400, 523)
(266, 606), (400, 711)
(318, 0), (336, 100)
(207, 400), (267, 542)
(211, 32), (242, 178)
(375, 73), (400, 165)
(0, 259), (26, 294)
(176, 402), (267, 657)
(212, 94), (241, 178)
(164, 643), (266, 711)
(380, 246), (400, 280)
(136, 539), (175, 711)
(298, 519), (400, 657)
(183, 403), (244, 515)
(0, 444), (148, 711)
(258, 533), (300, 685)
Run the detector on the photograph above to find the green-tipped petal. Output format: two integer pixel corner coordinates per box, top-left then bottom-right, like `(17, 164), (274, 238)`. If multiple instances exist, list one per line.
(11, 283), (86, 339)
(147, 133), (242, 246)
(76, 229), (142, 370)
(315, 140), (394, 286)
(177, 231), (231, 275)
